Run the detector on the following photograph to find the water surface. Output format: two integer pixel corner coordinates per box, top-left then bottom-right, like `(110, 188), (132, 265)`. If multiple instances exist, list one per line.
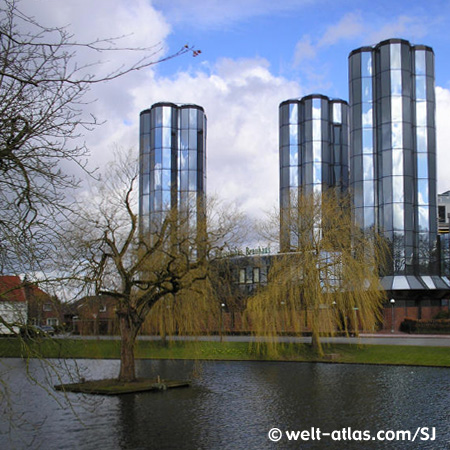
(0, 358), (448, 449)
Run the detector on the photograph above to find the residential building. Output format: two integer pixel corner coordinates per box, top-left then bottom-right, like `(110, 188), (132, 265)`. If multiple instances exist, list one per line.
(67, 295), (118, 335)
(139, 103), (207, 247)
(0, 276), (27, 334)
(0, 276), (65, 333)
(24, 283), (62, 328)
(279, 94), (349, 251)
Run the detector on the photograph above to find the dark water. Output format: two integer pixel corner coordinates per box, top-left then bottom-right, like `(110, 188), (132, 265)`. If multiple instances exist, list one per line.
(0, 358), (449, 450)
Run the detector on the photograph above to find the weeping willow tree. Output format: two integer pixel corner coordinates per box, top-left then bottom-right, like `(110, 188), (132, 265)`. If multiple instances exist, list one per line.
(62, 151), (244, 381)
(246, 190), (388, 356)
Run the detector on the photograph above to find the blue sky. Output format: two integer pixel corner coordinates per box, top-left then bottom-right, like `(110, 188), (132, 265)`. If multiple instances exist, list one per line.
(156, 0), (450, 95)
(22, 0), (450, 221)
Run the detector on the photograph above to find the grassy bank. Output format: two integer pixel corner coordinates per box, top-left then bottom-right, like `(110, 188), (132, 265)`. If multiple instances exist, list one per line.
(0, 338), (449, 367)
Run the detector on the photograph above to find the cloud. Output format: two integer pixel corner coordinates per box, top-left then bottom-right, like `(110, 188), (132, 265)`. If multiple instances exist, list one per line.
(15, 1), (170, 168)
(17, 0), (449, 226)
(290, 9), (438, 97)
(294, 35), (317, 66)
(15, 0), (307, 222)
(318, 12), (365, 47)
(21, 0), (171, 53)
(18, 0), (174, 119)
(292, 11), (366, 89)
(78, 57), (304, 221)
(293, 11), (432, 67)
(368, 15), (428, 44)
(127, 58), (303, 219)
(293, 11), (364, 66)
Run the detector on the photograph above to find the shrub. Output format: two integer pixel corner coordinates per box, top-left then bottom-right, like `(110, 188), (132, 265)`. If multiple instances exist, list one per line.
(400, 317), (450, 334)
(433, 310), (450, 320)
(400, 318), (417, 333)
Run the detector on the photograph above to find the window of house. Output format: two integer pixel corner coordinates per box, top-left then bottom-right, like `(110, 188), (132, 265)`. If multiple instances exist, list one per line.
(43, 303), (52, 311)
(47, 318), (59, 326)
(439, 205), (446, 222)
(99, 305), (107, 313)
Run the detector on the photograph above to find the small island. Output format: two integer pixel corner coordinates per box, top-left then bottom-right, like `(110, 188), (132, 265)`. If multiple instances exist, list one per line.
(54, 376), (190, 395)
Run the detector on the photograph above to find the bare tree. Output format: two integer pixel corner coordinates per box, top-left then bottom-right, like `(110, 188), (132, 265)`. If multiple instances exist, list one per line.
(62, 152), (245, 382)
(0, 0), (197, 275)
(0, 1), (202, 435)
(246, 190), (388, 356)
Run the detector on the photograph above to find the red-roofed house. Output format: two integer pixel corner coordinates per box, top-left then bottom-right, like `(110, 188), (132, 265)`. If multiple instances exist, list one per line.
(25, 283), (62, 328)
(68, 295), (118, 335)
(0, 275), (28, 334)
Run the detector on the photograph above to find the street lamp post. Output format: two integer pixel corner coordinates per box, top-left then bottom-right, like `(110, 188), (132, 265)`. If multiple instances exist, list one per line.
(220, 303), (226, 343)
(390, 298), (396, 333)
(92, 313), (98, 336)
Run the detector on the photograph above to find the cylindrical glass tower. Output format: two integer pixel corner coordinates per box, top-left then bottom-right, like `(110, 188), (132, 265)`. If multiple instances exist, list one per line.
(279, 94), (349, 251)
(139, 102), (207, 238)
(349, 39), (437, 276)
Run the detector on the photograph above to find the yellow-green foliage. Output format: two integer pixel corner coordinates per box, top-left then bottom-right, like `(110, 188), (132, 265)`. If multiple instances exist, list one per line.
(140, 279), (219, 337)
(246, 190), (388, 356)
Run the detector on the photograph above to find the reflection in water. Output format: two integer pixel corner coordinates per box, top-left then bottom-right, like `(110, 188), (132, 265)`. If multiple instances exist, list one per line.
(0, 358), (449, 449)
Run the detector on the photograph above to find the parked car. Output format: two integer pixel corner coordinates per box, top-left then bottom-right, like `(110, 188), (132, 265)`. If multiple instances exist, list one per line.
(39, 325), (55, 335)
(20, 325), (55, 338)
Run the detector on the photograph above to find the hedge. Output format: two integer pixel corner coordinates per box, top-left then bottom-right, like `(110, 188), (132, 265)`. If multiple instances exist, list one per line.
(400, 317), (450, 334)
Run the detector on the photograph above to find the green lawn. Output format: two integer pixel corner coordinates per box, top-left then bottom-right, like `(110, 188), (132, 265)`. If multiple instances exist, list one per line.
(0, 338), (449, 367)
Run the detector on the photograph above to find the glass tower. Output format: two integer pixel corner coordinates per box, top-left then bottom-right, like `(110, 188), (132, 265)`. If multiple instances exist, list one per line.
(279, 94), (349, 251)
(349, 39), (441, 282)
(139, 102), (207, 240)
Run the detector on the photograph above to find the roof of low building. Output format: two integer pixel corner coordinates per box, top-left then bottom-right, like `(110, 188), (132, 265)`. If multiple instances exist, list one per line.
(0, 276), (26, 302)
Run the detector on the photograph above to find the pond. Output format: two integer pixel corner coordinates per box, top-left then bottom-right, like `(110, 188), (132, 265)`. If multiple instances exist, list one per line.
(0, 358), (449, 449)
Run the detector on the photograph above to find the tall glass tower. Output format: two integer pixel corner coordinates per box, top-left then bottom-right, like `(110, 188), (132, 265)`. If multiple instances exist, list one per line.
(349, 39), (447, 290)
(279, 94), (349, 251)
(139, 102), (207, 241)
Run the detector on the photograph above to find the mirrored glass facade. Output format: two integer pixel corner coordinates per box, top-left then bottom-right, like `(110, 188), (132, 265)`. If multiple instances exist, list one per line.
(139, 103), (207, 237)
(279, 94), (349, 251)
(349, 39), (437, 276)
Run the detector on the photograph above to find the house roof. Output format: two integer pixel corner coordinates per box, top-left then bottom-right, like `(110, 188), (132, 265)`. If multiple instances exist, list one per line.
(0, 276), (26, 302)
(64, 295), (117, 318)
(0, 276), (53, 304)
(24, 283), (52, 301)
(72, 295), (117, 309)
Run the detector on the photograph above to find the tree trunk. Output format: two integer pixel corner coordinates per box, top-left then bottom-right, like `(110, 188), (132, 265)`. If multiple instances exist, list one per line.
(118, 313), (138, 382)
(310, 306), (324, 357)
(311, 329), (323, 357)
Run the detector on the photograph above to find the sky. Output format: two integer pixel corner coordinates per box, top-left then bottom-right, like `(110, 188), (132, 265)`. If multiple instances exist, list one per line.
(19, 0), (450, 221)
